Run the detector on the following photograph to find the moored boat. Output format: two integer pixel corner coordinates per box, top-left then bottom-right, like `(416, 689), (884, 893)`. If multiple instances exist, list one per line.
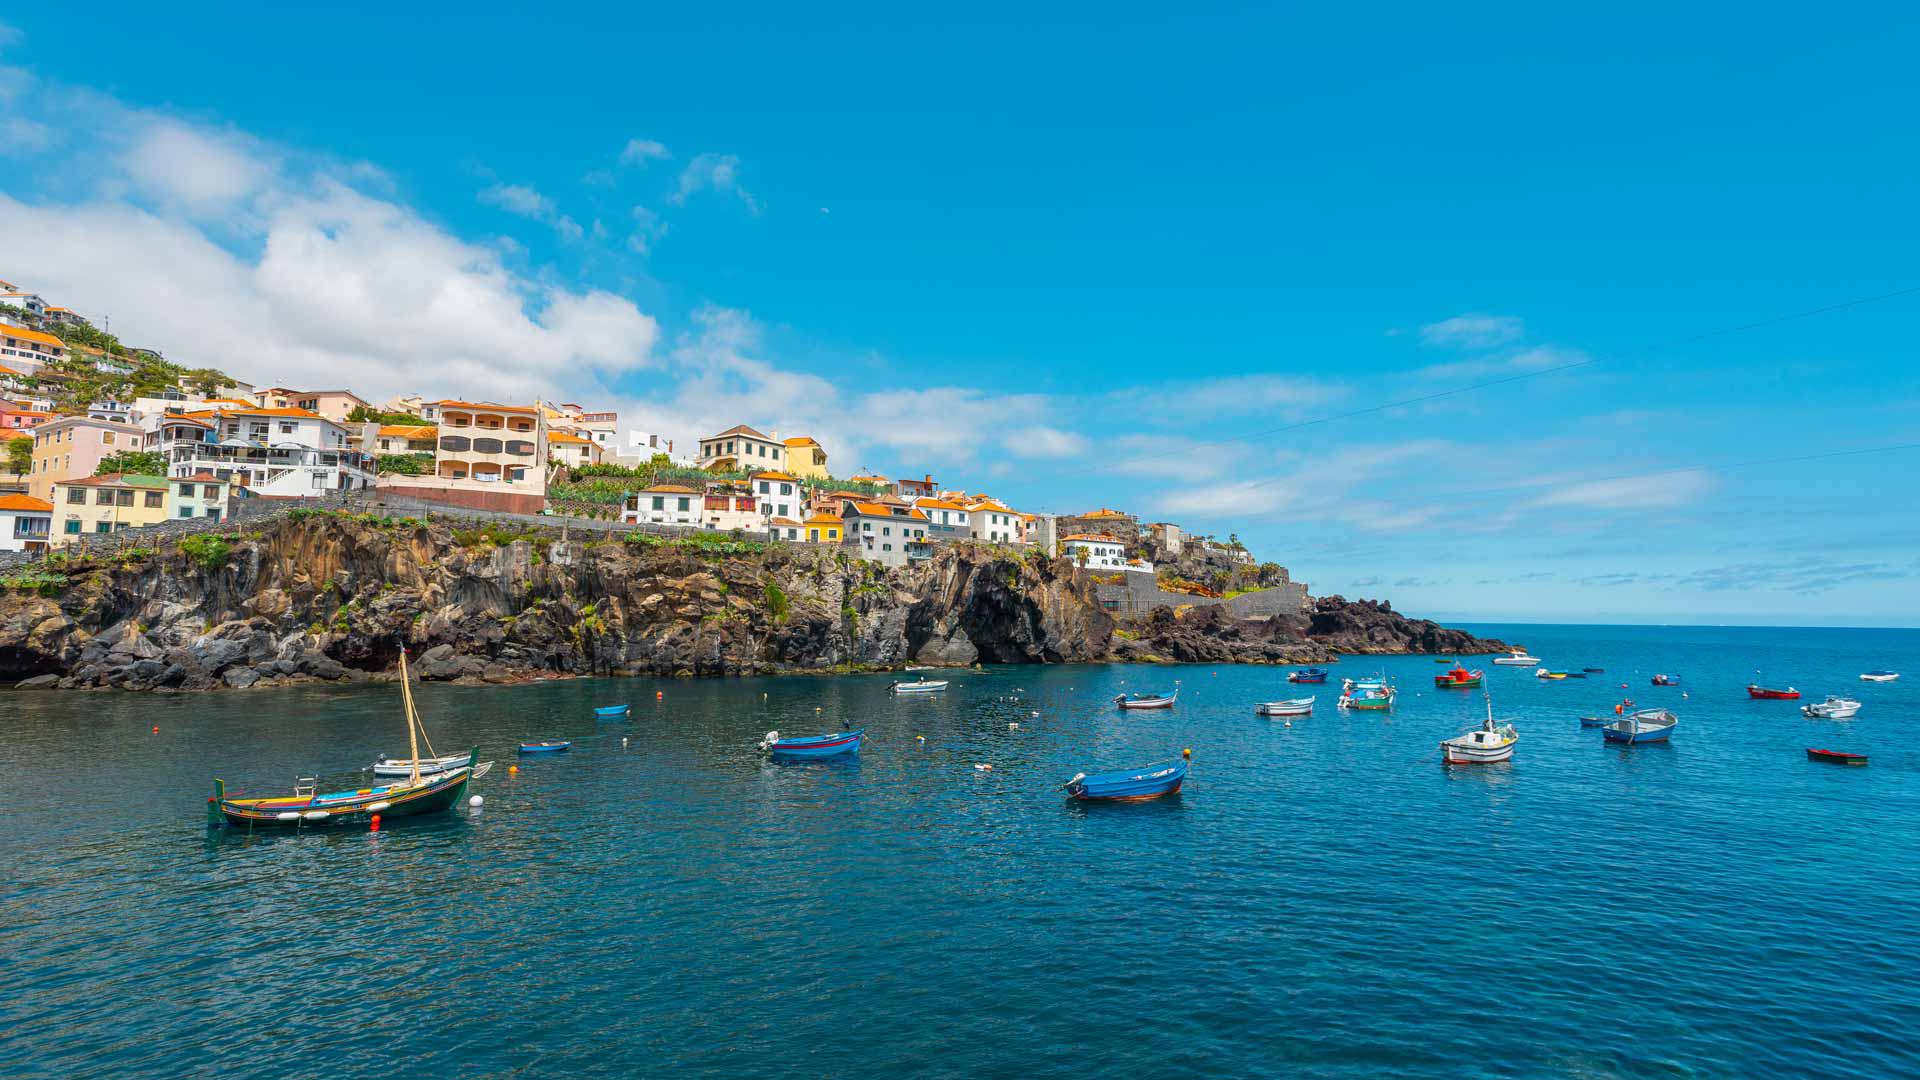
(1434, 665), (1484, 689)
(369, 752), (473, 777)
(1491, 650), (1542, 666)
(760, 729), (864, 758)
(1582, 667), (1605, 673)
(211, 650), (484, 829)
(1801, 696), (1862, 719)
(1288, 667), (1328, 684)
(1859, 670), (1900, 683)
(1338, 675), (1395, 710)
(1535, 667), (1569, 680)
(1441, 717), (1519, 764)
(1602, 708), (1678, 745)
(518, 740), (572, 753)
(1064, 756), (1188, 801)
(1115, 690), (1177, 709)
(593, 704), (631, 720)
(1254, 697), (1314, 716)
(891, 680), (950, 694)
(1806, 748), (1868, 766)
(1651, 674), (1681, 686)
(1578, 715), (1611, 728)
(1747, 684), (1800, 700)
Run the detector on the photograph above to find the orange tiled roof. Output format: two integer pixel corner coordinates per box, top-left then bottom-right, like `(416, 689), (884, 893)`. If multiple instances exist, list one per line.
(0, 494), (52, 512)
(0, 325), (64, 349)
(642, 483), (700, 494)
(1060, 533), (1124, 543)
(377, 424), (437, 439)
(767, 516), (803, 526)
(752, 470), (800, 482)
(848, 502), (927, 520)
(547, 431), (592, 444)
(181, 406), (328, 420)
(915, 498), (968, 511)
(178, 472), (230, 483)
(782, 436), (820, 447)
(848, 473), (888, 483)
(160, 416), (215, 429)
(435, 400), (538, 414)
(804, 512), (843, 526)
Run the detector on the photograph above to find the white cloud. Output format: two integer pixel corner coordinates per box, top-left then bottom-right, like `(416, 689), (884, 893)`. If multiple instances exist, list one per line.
(1022, 426), (1088, 458)
(1420, 313), (1523, 350)
(1529, 471), (1712, 511)
(1415, 344), (1588, 381)
(0, 116), (51, 152)
(620, 138), (670, 166)
(628, 206), (668, 255)
(1151, 440), (1451, 526)
(121, 119), (274, 217)
(672, 152), (758, 213)
(477, 181), (583, 242)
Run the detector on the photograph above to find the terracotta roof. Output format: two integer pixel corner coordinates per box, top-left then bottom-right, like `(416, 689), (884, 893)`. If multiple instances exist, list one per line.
(848, 502), (927, 520)
(1061, 533), (1124, 543)
(59, 472), (169, 489)
(181, 406), (328, 421)
(706, 424), (771, 441)
(547, 431), (593, 445)
(0, 494), (52, 512)
(967, 499), (1012, 513)
(159, 416), (214, 429)
(202, 398), (256, 407)
(767, 516), (803, 526)
(177, 473), (230, 483)
(0, 325), (64, 349)
(782, 436), (820, 447)
(435, 400), (538, 414)
(915, 498), (969, 511)
(642, 483), (700, 494)
(804, 512), (843, 526)
(751, 470), (800, 482)
(377, 424), (437, 439)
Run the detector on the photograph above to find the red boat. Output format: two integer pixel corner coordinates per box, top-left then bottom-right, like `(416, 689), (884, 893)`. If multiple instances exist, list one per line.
(1748, 684), (1800, 700)
(1433, 666), (1484, 689)
(1807, 748), (1867, 766)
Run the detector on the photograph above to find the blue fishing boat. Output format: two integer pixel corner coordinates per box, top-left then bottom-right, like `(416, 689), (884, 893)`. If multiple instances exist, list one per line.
(760, 729), (864, 759)
(518, 740), (571, 754)
(1064, 756), (1189, 801)
(1602, 708), (1678, 745)
(1288, 667), (1328, 684)
(593, 704), (631, 720)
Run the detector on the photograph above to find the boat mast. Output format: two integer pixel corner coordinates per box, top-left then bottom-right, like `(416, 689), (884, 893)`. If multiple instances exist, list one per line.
(400, 649), (422, 785)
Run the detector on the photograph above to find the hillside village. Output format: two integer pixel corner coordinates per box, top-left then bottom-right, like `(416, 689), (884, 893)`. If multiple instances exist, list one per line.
(0, 279), (1308, 614)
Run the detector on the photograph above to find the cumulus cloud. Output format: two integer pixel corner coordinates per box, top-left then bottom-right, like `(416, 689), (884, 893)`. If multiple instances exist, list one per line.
(478, 181), (583, 242)
(620, 138), (670, 166)
(1420, 313), (1524, 349)
(672, 152), (758, 212)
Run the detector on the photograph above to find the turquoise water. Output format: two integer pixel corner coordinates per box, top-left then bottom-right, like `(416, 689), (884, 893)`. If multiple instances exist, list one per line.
(4, 623), (1918, 1078)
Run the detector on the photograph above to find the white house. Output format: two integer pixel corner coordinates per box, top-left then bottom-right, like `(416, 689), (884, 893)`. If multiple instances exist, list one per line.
(700, 483), (763, 532)
(752, 471), (803, 521)
(0, 493), (53, 552)
(911, 497), (972, 540)
(841, 501), (932, 568)
(1061, 533), (1129, 570)
(624, 484), (702, 527)
(966, 498), (1025, 544)
(766, 516), (804, 542)
(150, 407), (375, 496)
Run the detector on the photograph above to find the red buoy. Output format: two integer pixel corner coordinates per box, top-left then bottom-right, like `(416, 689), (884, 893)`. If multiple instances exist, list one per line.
(369, 814), (382, 832)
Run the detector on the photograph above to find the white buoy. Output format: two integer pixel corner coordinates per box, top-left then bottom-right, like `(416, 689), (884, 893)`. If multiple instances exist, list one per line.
(469, 795), (484, 807)
(622, 736), (629, 746)
(1009, 722), (1019, 729)
(367, 801), (391, 812)
(975, 763), (993, 771)
(302, 810), (331, 821)
(1030, 711), (1039, 717)
(276, 811), (302, 822)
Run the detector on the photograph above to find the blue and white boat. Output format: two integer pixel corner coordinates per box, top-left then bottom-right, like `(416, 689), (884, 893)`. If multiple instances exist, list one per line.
(1064, 756), (1189, 801)
(760, 729), (864, 758)
(1288, 667), (1329, 684)
(891, 680), (949, 694)
(518, 740), (571, 754)
(593, 704), (631, 720)
(1602, 708), (1678, 745)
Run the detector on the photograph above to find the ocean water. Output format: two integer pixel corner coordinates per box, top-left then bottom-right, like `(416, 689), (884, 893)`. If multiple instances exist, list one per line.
(3, 623), (1917, 1078)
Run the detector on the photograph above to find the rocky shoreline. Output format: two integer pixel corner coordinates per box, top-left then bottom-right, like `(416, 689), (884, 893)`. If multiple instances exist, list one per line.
(0, 512), (1505, 692)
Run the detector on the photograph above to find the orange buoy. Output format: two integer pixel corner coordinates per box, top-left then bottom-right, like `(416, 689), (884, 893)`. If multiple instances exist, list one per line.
(1183, 747), (1193, 759)
(656, 691), (664, 699)
(151, 726), (159, 734)
(508, 764), (519, 774)
(369, 814), (381, 831)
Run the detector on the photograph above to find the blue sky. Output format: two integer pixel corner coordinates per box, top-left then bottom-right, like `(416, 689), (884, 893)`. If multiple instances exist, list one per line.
(2, 5), (1917, 625)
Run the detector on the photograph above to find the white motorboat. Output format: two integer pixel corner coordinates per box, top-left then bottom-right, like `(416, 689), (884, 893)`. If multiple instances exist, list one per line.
(1440, 695), (1518, 764)
(1491, 650), (1541, 666)
(369, 752), (473, 778)
(1802, 696), (1862, 719)
(1860, 671), (1900, 683)
(1255, 697), (1314, 717)
(891, 679), (949, 694)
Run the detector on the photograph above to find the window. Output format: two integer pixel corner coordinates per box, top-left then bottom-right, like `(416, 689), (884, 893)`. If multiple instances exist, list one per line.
(95, 489), (114, 506)
(177, 507), (194, 519)
(757, 481), (769, 494)
(144, 491), (163, 509)
(863, 522), (872, 532)
(651, 496), (665, 510)
(64, 519), (80, 534)
(66, 489), (85, 505)
(95, 521), (112, 533)
(311, 471), (327, 489)
(676, 497), (690, 512)
(882, 543), (892, 551)
(280, 422), (296, 435)
(203, 485), (220, 499)
(473, 437), (503, 455)
(779, 483), (792, 496)
(882, 526), (892, 537)
(809, 529), (819, 541)
(103, 433), (115, 446)
(177, 483), (194, 497)
(777, 504), (789, 517)
(206, 508), (221, 522)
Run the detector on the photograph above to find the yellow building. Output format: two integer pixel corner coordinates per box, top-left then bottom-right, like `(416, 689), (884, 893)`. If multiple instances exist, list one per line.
(803, 511), (843, 543)
(782, 436), (829, 480)
(50, 473), (170, 546)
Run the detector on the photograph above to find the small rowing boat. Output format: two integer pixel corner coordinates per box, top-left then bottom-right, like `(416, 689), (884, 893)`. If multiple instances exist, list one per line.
(1064, 756), (1188, 801)
(1747, 684), (1800, 700)
(891, 680), (949, 694)
(1578, 715), (1611, 728)
(760, 730), (864, 758)
(1651, 674), (1681, 686)
(1806, 748), (1868, 766)
(1434, 665), (1483, 689)
(1288, 667), (1328, 684)
(518, 740), (571, 754)
(1802, 696), (1861, 719)
(1582, 667), (1605, 673)
(1602, 708), (1678, 745)
(1860, 670), (1900, 683)
(593, 704), (631, 719)
(1535, 667), (1569, 680)
(369, 752), (473, 777)
(1491, 650), (1541, 666)
(1255, 697), (1314, 716)
(1115, 690), (1177, 709)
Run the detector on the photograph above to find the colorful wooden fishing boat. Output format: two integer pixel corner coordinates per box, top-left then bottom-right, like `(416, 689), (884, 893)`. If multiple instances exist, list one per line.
(1255, 697), (1314, 716)
(210, 650), (484, 828)
(1651, 673), (1681, 686)
(1115, 690), (1177, 709)
(593, 704), (632, 719)
(518, 740), (572, 753)
(1287, 668), (1328, 684)
(891, 680), (949, 694)
(1602, 708), (1678, 745)
(1806, 748), (1868, 766)
(1433, 665), (1483, 689)
(1064, 756), (1188, 801)
(1338, 675), (1395, 710)
(1747, 684), (1800, 700)
(760, 729), (864, 758)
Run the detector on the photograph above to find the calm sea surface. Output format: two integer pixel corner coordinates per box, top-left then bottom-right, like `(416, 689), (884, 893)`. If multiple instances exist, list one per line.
(4, 623), (1918, 1078)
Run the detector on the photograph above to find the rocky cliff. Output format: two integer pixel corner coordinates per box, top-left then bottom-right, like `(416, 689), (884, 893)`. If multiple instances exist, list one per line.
(0, 513), (1498, 691)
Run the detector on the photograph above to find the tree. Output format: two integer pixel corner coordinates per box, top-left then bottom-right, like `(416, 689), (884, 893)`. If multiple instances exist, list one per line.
(5, 437), (31, 476)
(347, 405), (427, 425)
(95, 450), (167, 477)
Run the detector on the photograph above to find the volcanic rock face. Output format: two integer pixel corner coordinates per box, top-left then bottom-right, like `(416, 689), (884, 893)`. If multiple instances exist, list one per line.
(0, 515), (1498, 691)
